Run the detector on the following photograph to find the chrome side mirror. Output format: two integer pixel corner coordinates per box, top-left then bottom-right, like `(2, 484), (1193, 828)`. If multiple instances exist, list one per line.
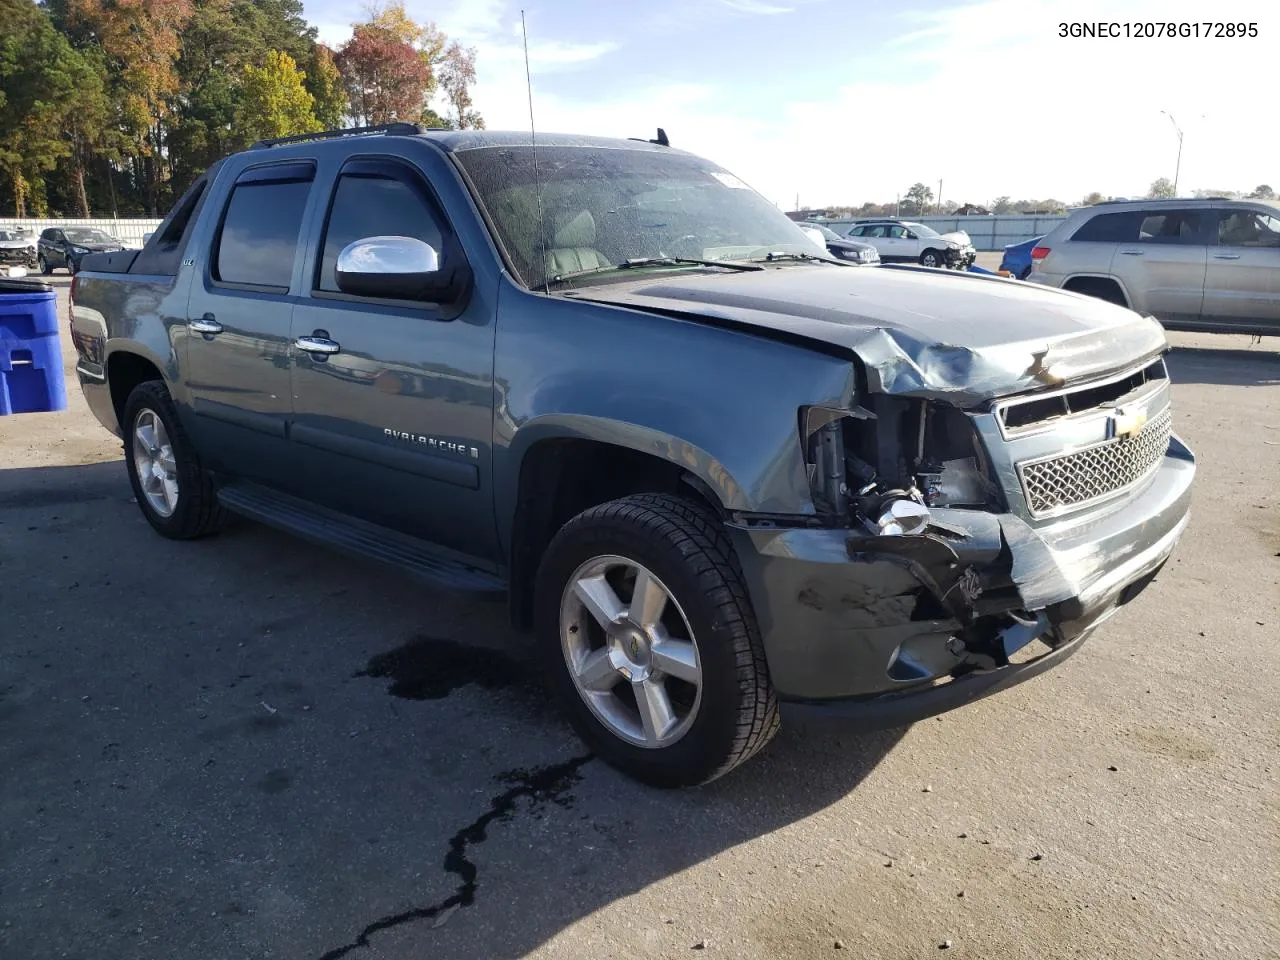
(337, 235), (440, 275)
(335, 235), (446, 301)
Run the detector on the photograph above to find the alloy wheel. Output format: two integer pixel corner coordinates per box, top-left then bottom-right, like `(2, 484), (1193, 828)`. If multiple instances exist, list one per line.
(132, 409), (180, 518)
(559, 555), (703, 748)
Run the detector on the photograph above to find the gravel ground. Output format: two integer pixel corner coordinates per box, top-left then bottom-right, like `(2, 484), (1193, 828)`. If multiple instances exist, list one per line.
(1, 274), (1277, 960)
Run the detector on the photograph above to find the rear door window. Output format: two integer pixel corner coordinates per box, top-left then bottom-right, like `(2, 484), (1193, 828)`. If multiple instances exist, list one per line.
(213, 161), (315, 291)
(1135, 211), (1205, 243)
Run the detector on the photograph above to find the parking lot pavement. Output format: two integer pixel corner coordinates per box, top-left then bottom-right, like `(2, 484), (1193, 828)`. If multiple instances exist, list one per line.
(1, 279), (1277, 960)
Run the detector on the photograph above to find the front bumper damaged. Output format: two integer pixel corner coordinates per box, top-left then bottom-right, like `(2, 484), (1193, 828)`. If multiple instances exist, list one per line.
(728, 434), (1194, 727)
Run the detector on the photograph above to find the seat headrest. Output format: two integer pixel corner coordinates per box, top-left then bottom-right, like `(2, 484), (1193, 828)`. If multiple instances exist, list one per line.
(552, 209), (597, 248)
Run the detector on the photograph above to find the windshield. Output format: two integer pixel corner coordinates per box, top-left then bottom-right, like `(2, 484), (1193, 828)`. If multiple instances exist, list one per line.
(904, 222), (940, 238)
(455, 145), (828, 288)
(808, 223), (841, 241)
(0, 231), (16, 242)
(64, 228), (115, 244)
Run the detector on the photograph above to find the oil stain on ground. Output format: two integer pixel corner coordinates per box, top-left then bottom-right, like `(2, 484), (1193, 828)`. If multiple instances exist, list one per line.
(315, 754), (593, 960)
(353, 635), (527, 701)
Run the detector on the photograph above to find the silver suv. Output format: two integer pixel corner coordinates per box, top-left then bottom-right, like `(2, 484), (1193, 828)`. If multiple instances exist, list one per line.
(1027, 198), (1280, 335)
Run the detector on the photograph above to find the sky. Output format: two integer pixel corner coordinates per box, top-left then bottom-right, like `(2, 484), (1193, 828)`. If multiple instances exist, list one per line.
(304, 0), (1279, 210)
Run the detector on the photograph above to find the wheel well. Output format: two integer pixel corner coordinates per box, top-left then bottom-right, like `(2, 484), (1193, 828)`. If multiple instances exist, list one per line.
(107, 352), (164, 432)
(1063, 275), (1129, 307)
(507, 438), (725, 631)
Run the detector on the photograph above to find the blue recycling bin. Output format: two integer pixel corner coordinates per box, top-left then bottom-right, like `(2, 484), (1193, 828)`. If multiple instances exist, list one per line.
(0, 277), (67, 415)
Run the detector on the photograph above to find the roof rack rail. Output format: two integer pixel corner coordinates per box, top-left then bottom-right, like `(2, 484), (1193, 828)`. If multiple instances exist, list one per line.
(250, 122), (424, 150)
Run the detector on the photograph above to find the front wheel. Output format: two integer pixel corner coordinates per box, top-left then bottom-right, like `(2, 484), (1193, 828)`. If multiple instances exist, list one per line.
(534, 494), (779, 787)
(37, 255), (51, 275)
(919, 249), (941, 268)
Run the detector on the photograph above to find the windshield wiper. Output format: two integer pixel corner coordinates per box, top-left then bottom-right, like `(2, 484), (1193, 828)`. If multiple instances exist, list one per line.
(540, 256), (762, 290)
(739, 251), (834, 264)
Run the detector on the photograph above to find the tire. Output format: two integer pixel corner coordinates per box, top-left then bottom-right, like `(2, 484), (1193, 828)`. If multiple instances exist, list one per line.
(919, 249), (941, 268)
(38, 255), (51, 276)
(534, 493), (779, 787)
(122, 380), (227, 539)
(1064, 277), (1128, 308)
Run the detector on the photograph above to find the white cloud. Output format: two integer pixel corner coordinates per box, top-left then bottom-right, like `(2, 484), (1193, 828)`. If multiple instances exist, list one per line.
(718, 0), (794, 14)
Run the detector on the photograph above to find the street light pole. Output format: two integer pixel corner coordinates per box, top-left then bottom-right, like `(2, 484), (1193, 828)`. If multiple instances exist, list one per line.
(1160, 110), (1184, 194)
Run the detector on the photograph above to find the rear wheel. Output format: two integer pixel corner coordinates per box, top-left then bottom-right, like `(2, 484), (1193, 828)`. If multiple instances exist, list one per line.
(1064, 276), (1128, 307)
(122, 381), (227, 539)
(535, 494), (779, 787)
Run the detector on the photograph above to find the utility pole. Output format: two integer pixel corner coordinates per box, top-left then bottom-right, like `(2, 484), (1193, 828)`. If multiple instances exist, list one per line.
(1160, 110), (1184, 194)
(937, 178), (943, 215)
(795, 192), (799, 213)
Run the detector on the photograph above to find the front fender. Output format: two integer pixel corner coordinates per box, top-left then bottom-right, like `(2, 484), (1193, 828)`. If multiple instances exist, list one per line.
(492, 285), (858, 546)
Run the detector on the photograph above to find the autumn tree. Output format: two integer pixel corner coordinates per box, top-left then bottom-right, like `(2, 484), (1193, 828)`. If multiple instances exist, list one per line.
(0, 0), (86, 214)
(63, 0), (194, 214)
(1148, 177), (1175, 199)
(438, 41), (483, 129)
(234, 50), (321, 143)
(1082, 191), (1105, 205)
(336, 21), (430, 124)
(307, 45), (347, 128)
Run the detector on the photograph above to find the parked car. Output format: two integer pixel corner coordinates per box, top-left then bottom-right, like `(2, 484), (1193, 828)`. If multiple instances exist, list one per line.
(844, 219), (976, 269)
(998, 235), (1044, 279)
(0, 229), (38, 270)
(798, 222), (880, 264)
(1027, 198), (1280, 335)
(38, 226), (124, 275)
(70, 124), (1194, 787)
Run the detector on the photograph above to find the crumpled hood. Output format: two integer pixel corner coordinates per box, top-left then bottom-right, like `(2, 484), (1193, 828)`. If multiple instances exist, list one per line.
(567, 264), (1168, 405)
(0, 239), (32, 248)
(937, 230), (972, 248)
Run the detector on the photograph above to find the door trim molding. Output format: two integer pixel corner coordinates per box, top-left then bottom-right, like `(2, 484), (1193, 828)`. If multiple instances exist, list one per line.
(192, 398), (287, 437)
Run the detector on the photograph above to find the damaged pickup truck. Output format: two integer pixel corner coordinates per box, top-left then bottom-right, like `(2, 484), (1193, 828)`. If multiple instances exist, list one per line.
(70, 125), (1195, 787)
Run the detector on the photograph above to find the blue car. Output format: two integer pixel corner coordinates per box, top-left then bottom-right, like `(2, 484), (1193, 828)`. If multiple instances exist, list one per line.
(999, 235), (1043, 280)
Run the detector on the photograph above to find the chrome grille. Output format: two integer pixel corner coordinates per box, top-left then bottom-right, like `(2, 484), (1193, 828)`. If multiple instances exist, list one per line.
(1017, 408), (1172, 518)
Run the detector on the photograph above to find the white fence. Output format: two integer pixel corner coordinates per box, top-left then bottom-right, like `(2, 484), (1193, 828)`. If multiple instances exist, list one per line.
(821, 215), (1070, 251)
(0, 218), (164, 249)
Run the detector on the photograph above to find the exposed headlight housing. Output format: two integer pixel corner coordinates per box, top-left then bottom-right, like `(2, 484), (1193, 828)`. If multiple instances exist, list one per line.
(71, 245), (90, 254)
(874, 497), (931, 536)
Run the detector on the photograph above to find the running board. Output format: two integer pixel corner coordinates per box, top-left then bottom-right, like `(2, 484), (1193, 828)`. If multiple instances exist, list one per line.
(216, 482), (507, 594)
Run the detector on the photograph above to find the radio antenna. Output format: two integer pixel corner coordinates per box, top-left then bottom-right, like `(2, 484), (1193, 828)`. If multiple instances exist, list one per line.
(521, 9), (548, 293)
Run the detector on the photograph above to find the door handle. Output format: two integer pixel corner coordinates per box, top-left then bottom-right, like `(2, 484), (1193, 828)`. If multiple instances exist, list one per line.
(295, 335), (341, 355)
(188, 314), (223, 335)
(1212, 253), (1241, 260)
(1119, 249), (1144, 256)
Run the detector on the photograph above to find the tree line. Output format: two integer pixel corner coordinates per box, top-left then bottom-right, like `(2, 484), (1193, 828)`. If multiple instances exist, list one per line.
(0, 0), (484, 218)
(814, 179), (1276, 220)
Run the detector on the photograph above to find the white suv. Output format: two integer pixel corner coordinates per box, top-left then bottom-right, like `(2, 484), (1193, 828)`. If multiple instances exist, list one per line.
(1027, 198), (1280, 336)
(844, 219), (976, 269)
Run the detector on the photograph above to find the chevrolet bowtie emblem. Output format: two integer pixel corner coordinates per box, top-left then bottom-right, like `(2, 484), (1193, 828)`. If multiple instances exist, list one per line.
(1109, 405), (1148, 440)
